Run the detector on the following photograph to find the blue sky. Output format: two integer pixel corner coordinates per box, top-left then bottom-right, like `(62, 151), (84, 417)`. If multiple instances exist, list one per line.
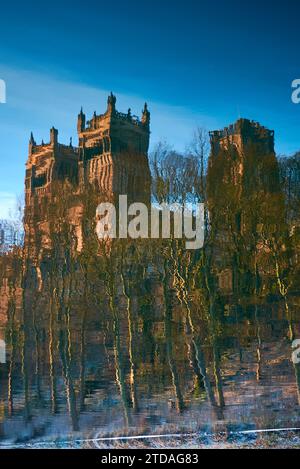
(0, 0), (299, 217)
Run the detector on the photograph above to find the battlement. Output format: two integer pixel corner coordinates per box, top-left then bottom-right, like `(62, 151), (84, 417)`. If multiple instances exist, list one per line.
(209, 118), (275, 155)
(77, 93), (150, 155)
(84, 106), (147, 132)
(28, 128), (79, 158)
(29, 142), (79, 157)
(26, 128), (79, 196)
(209, 118), (274, 140)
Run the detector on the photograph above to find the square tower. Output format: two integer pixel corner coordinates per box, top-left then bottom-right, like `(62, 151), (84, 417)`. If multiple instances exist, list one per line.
(209, 118), (275, 157)
(77, 94), (151, 201)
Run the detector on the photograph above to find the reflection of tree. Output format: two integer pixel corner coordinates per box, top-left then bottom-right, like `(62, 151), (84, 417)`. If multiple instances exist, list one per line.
(59, 326), (79, 432)
(169, 241), (221, 411)
(102, 243), (133, 426)
(201, 247), (225, 410)
(120, 250), (139, 412)
(2, 126), (300, 438)
(49, 287), (58, 414)
(162, 252), (185, 413)
(7, 284), (18, 416)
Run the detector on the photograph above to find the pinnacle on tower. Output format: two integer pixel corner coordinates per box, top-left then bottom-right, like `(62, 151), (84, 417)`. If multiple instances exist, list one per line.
(50, 127), (58, 145)
(142, 102), (150, 126)
(77, 107), (86, 133)
(107, 92), (116, 114)
(29, 132), (36, 145)
(29, 132), (36, 155)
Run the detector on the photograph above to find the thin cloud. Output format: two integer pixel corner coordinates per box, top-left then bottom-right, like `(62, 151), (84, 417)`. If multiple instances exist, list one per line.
(0, 65), (219, 149)
(0, 65), (220, 218)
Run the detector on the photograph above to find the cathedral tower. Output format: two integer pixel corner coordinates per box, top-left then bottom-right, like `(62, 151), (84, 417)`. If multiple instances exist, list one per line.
(77, 93), (151, 201)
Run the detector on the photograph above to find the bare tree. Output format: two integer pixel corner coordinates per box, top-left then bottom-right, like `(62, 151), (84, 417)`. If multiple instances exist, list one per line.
(187, 127), (210, 202)
(150, 140), (204, 206)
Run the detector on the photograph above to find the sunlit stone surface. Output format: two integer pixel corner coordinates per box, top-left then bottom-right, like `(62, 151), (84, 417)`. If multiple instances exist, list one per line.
(0, 108), (300, 448)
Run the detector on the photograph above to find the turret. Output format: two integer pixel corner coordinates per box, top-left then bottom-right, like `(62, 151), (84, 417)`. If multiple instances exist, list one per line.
(50, 127), (58, 146)
(29, 132), (36, 155)
(77, 107), (86, 133)
(107, 92), (116, 114)
(141, 102), (150, 128)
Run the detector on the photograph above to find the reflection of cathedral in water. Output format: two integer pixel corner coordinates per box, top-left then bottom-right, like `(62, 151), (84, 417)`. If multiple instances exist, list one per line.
(0, 107), (300, 446)
(26, 93), (151, 199)
(24, 94), (151, 256)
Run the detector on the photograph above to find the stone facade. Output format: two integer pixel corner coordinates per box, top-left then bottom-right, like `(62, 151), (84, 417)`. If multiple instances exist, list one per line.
(207, 118), (281, 294)
(25, 128), (79, 202)
(209, 118), (275, 157)
(208, 118), (279, 191)
(25, 94), (151, 203)
(24, 94), (152, 256)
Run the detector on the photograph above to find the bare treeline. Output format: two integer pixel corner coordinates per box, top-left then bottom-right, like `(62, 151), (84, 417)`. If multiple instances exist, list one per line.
(150, 126), (209, 205)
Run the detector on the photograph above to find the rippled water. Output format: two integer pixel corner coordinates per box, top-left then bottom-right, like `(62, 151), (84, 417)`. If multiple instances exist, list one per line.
(0, 268), (299, 447)
(1, 146), (300, 447)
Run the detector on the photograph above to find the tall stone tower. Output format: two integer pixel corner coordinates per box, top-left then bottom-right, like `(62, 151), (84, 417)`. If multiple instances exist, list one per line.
(25, 94), (151, 203)
(24, 128), (80, 258)
(77, 93), (151, 202)
(23, 94), (152, 258)
(25, 128), (78, 202)
(207, 119), (282, 296)
(209, 118), (275, 157)
(208, 118), (278, 191)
